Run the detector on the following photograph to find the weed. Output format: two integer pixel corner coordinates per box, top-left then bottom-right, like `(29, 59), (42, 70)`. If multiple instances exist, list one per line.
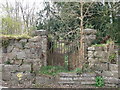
(39, 65), (69, 76)
(64, 55), (68, 70)
(75, 68), (82, 74)
(4, 60), (11, 64)
(109, 53), (116, 64)
(95, 76), (104, 87)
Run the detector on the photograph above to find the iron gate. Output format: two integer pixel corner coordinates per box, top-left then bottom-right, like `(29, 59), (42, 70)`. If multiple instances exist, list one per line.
(47, 37), (80, 70)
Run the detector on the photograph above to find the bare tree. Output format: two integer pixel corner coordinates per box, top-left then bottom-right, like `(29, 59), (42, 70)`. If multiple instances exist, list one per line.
(1, 0), (38, 35)
(19, 1), (37, 34)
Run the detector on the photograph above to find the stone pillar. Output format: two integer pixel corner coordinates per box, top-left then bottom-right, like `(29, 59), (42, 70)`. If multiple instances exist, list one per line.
(35, 30), (48, 66)
(84, 28), (97, 59)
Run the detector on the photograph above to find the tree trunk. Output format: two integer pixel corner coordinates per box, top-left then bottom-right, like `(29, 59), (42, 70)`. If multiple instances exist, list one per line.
(79, 0), (85, 68)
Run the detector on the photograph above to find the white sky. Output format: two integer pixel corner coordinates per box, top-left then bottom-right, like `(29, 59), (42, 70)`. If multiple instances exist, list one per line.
(0, 0), (45, 9)
(0, 0), (46, 18)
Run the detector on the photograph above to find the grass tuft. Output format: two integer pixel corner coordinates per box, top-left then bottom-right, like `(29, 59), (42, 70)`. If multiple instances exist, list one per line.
(39, 65), (69, 76)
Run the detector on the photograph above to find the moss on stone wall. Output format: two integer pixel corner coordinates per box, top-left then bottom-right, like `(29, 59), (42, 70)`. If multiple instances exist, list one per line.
(2, 39), (10, 48)
(0, 34), (32, 40)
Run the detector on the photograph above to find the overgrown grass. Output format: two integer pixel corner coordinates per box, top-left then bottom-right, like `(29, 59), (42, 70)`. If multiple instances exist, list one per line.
(39, 65), (92, 76)
(39, 65), (69, 76)
(92, 44), (106, 47)
(92, 40), (115, 47)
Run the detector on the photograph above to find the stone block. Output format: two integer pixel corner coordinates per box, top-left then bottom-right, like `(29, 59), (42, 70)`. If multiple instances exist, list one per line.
(12, 48), (21, 55)
(102, 71), (118, 78)
(105, 84), (117, 87)
(16, 51), (26, 59)
(0, 64), (4, 72)
(2, 72), (11, 81)
(88, 51), (94, 58)
(94, 63), (108, 71)
(81, 81), (96, 85)
(2, 53), (9, 63)
(13, 59), (23, 65)
(80, 73), (96, 77)
(11, 72), (35, 82)
(103, 77), (119, 84)
(29, 36), (41, 42)
(19, 64), (31, 72)
(94, 51), (108, 58)
(72, 77), (80, 80)
(20, 72), (35, 81)
(60, 77), (72, 80)
(33, 62), (42, 71)
(80, 77), (95, 81)
(14, 43), (23, 49)
(109, 64), (118, 71)
(99, 58), (108, 63)
(84, 29), (97, 35)
(24, 49), (31, 55)
(7, 45), (14, 53)
(88, 58), (98, 64)
(88, 47), (95, 51)
(24, 42), (35, 48)
(19, 39), (27, 43)
(26, 53), (36, 59)
(24, 59), (40, 63)
(7, 53), (16, 60)
(94, 46), (106, 51)
(59, 72), (78, 77)
(3, 65), (19, 72)
(36, 76), (55, 84)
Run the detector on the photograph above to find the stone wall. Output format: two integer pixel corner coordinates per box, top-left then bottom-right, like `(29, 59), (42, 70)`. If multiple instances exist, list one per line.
(87, 44), (119, 87)
(57, 44), (119, 88)
(57, 71), (119, 88)
(0, 30), (47, 87)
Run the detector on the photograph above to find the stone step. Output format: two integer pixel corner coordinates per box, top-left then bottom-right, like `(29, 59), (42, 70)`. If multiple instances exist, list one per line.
(81, 81), (96, 85)
(59, 73), (78, 77)
(59, 73), (96, 77)
(58, 81), (80, 85)
(59, 77), (95, 81)
(58, 81), (96, 85)
(103, 77), (119, 84)
(105, 84), (117, 87)
(0, 86), (8, 88)
(102, 71), (118, 78)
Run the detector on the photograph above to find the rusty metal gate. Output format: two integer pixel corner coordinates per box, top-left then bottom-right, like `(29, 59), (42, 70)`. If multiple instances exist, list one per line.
(47, 37), (80, 70)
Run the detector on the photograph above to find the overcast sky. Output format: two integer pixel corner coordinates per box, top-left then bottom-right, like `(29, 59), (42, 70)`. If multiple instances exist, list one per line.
(0, 0), (45, 9)
(0, 0), (46, 18)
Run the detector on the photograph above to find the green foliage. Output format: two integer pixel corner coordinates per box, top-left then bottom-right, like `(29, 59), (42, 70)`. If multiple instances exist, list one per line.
(95, 76), (104, 87)
(4, 60), (11, 64)
(64, 55), (68, 70)
(2, 39), (10, 48)
(37, 2), (120, 43)
(109, 53), (116, 63)
(39, 65), (69, 76)
(1, 16), (22, 35)
(75, 68), (82, 74)
(21, 42), (26, 49)
(82, 63), (92, 73)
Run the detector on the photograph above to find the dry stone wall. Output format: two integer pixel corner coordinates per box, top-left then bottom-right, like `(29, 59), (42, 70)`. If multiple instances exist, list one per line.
(87, 44), (119, 87)
(0, 30), (47, 87)
(57, 44), (119, 88)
